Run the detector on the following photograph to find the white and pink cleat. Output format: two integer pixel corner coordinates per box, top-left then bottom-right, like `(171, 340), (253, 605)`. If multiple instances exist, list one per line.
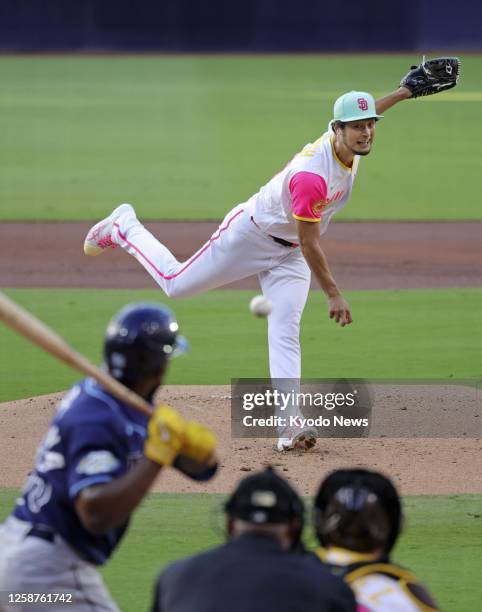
(83, 203), (136, 256)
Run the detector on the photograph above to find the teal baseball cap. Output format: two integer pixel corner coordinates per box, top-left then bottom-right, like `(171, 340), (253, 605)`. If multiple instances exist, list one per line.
(331, 91), (383, 126)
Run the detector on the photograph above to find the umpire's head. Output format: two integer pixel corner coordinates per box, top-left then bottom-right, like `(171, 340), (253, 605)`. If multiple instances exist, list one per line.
(313, 468), (402, 556)
(224, 467), (304, 551)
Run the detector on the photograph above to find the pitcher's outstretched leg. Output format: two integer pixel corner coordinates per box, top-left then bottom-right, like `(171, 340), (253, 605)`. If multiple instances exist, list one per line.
(84, 203), (277, 299)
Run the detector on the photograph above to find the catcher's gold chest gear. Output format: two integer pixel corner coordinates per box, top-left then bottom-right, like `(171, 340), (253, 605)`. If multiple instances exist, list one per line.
(316, 547), (439, 611)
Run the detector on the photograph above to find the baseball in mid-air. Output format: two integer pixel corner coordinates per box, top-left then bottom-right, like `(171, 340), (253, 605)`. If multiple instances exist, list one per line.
(249, 294), (272, 317)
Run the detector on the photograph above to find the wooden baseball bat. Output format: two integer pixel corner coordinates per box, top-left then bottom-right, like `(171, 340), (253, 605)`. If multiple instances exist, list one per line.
(0, 291), (152, 416)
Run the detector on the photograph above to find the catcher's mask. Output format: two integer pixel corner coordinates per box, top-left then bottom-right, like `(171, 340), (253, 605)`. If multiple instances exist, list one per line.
(104, 302), (187, 386)
(225, 466), (304, 531)
(313, 468), (402, 554)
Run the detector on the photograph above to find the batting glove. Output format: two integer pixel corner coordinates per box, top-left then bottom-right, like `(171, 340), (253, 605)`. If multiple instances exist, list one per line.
(144, 405), (217, 467)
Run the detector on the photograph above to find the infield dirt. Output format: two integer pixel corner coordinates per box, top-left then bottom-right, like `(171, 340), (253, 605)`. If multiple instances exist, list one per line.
(1, 220), (481, 495)
(1, 387), (481, 495)
(1, 220), (481, 290)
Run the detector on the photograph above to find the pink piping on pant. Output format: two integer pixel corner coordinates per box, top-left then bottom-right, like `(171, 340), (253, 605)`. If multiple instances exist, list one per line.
(114, 208), (245, 280)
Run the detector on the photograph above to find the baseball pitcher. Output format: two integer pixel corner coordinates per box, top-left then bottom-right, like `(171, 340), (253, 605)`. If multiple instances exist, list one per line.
(83, 58), (459, 452)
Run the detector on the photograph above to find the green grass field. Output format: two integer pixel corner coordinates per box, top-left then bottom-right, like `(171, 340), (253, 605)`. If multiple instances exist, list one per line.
(1, 287), (481, 401)
(1, 55), (481, 220)
(1, 53), (481, 612)
(0, 489), (480, 612)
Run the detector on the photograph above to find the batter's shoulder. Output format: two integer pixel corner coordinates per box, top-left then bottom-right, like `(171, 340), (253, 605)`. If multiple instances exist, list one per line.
(56, 378), (126, 430)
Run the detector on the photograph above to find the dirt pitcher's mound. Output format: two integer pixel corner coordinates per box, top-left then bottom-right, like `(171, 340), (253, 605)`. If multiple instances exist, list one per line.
(1, 386), (480, 496)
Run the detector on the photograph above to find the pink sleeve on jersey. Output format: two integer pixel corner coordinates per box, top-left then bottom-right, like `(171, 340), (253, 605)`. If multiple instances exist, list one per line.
(289, 171), (328, 222)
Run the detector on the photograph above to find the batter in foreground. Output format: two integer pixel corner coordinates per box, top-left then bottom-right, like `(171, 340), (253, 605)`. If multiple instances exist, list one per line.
(83, 58), (459, 452)
(0, 304), (217, 612)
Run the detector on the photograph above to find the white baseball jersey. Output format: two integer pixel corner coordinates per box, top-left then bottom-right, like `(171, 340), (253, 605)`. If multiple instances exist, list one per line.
(246, 131), (360, 242)
(92, 129), (363, 445)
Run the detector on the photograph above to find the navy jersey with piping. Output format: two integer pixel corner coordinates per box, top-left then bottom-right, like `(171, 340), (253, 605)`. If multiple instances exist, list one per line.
(13, 377), (149, 565)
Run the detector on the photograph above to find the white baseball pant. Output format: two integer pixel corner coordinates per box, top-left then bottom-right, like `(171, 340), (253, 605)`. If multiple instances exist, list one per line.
(0, 517), (119, 612)
(112, 204), (312, 435)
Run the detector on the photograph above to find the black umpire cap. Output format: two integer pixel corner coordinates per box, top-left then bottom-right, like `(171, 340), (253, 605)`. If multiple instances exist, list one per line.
(225, 467), (304, 525)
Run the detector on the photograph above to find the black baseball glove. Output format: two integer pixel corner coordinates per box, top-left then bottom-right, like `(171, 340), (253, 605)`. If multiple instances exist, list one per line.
(400, 57), (460, 98)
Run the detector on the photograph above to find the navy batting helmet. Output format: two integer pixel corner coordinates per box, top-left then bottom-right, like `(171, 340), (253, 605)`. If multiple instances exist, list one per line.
(313, 469), (402, 554)
(104, 303), (187, 385)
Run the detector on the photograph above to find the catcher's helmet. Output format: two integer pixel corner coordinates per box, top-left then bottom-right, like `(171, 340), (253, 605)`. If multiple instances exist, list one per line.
(104, 303), (187, 385)
(314, 469), (402, 554)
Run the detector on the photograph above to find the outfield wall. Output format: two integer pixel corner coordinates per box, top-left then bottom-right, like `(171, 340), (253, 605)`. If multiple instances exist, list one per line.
(1, 0), (481, 52)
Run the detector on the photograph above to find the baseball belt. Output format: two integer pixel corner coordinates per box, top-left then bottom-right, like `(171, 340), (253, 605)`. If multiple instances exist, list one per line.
(26, 525), (56, 543)
(250, 216), (299, 248)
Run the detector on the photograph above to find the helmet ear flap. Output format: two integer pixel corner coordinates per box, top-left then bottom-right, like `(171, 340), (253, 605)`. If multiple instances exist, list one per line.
(106, 349), (129, 381)
(104, 342), (159, 385)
